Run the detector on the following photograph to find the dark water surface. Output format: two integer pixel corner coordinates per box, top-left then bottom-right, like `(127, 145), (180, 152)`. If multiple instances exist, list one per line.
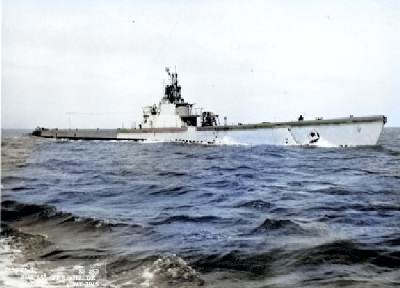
(2, 128), (400, 287)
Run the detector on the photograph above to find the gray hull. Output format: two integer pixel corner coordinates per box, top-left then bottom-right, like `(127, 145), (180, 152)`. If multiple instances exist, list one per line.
(33, 115), (386, 147)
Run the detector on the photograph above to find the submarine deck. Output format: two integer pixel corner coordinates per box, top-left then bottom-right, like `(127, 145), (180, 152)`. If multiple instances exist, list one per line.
(33, 115), (386, 140)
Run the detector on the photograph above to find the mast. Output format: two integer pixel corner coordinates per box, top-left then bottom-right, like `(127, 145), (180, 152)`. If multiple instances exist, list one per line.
(164, 67), (182, 103)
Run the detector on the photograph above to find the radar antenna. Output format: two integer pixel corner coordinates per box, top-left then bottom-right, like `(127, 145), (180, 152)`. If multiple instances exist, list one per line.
(164, 66), (181, 103)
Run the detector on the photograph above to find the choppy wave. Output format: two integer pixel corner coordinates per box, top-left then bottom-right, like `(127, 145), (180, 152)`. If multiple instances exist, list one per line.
(2, 128), (400, 287)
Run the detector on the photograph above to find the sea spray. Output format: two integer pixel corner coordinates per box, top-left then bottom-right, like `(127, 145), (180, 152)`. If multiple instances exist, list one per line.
(140, 254), (204, 287)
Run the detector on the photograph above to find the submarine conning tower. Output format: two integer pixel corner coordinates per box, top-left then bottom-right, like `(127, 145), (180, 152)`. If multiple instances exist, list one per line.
(164, 67), (183, 103)
(140, 67), (219, 129)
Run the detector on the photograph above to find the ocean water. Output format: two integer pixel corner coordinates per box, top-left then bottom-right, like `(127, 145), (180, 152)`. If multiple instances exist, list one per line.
(1, 128), (400, 287)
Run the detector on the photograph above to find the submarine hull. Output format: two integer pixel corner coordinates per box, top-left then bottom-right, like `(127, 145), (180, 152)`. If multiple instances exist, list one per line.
(33, 115), (386, 147)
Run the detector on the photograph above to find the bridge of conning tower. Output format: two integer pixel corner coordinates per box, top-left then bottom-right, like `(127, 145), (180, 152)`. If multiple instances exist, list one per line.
(164, 67), (183, 103)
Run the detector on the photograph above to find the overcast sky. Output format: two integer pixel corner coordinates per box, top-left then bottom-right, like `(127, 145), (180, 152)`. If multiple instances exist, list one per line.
(2, 0), (400, 128)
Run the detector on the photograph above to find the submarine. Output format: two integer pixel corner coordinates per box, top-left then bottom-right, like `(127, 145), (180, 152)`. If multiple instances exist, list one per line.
(33, 67), (387, 147)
